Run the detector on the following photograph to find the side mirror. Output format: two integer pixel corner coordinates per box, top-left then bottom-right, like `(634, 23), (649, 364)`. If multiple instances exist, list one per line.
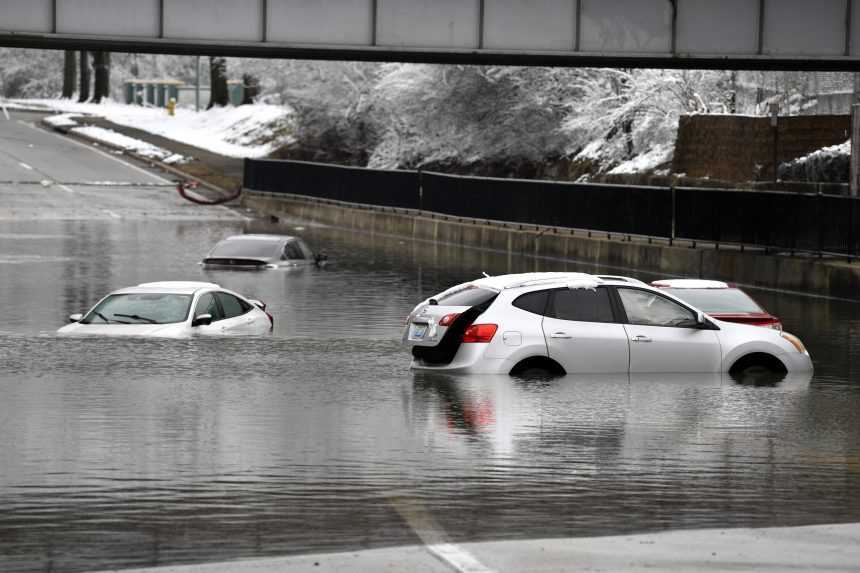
(697, 311), (706, 325)
(192, 313), (213, 327)
(69, 313), (83, 323)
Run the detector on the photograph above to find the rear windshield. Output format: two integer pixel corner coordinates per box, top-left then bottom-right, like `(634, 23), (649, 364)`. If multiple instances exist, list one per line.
(82, 293), (193, 325)
(208, 239), (280, 259)
(662, 288), (763, 313)
(434, 286), (497, 307)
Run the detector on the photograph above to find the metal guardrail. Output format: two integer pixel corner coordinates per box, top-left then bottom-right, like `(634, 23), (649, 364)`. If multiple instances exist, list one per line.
(244, 158), (860, 259)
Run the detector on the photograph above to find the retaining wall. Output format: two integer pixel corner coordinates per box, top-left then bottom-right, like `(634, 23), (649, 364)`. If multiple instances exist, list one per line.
(673, 114), (850, 182)
(242, 191), (860, 301)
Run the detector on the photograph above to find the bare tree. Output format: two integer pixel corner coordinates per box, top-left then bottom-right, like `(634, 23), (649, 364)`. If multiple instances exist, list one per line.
(61, 50), (76, 99)
(208, 56), (229, 108)
(78, 50), (90, 102)
(91, 51), (111, 103)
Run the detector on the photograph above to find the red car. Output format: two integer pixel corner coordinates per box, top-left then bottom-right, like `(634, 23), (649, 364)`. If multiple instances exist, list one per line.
(651, 279), (782, 330)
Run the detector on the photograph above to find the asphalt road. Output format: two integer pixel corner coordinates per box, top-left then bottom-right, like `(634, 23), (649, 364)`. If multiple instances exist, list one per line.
(0, 111), (244, 222)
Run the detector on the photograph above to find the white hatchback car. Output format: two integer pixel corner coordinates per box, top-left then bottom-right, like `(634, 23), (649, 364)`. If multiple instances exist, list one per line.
(402, 273), (812, 376)
(58, 281), (273, 337)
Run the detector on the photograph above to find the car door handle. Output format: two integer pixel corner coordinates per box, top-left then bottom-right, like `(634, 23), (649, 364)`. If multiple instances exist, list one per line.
(633, 335), (652, 343)
(550, 332), (572, 339)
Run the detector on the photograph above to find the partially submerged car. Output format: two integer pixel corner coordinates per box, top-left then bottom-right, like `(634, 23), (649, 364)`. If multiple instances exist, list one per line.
(651, 279), (782, 330)
(202, 234), (325, 270)
(402, 273), (811, 377)
(58, 281), (273, 337)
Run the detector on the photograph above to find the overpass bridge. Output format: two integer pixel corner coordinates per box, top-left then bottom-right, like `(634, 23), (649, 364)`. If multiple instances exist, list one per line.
(2, 0), (860, 70)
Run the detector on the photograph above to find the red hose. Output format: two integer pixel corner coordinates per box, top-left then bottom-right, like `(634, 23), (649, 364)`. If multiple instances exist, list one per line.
(176, 180), (241, 205)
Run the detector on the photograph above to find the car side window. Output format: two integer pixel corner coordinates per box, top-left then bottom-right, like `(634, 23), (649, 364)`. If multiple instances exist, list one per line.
(194, 293), (224, 321)
(547, 287), (615, 323)
(617, 288), (696, 327)
(215, 292), (250, 319)
(512, 290), (550, 315)
(283, 241), (305, 260)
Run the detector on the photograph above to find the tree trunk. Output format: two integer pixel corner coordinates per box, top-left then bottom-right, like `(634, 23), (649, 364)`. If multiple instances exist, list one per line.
(92, 52), (111, 103)
(61, 51), (77, 99)
(208, 57), (229, 108)
(78, 51), (90, 103)
(241, 73), (259, 105)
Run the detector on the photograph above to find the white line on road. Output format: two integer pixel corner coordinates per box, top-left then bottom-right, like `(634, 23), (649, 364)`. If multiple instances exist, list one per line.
(388, 496), (496, 573)
(102, 209), (121, 219)
(428, 543), (496, 573)
(58, 185), (75, 194)
(2, 104), (9, 120)
(18, 161), (33, 170)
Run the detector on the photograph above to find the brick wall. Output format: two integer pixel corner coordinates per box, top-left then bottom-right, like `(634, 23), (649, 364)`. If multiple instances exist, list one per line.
(673, 114), (850, 181)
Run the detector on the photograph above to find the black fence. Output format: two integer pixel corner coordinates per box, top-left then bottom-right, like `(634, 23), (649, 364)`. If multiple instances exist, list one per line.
(245, 158), (860, 256)
(244, 158), (420, 209)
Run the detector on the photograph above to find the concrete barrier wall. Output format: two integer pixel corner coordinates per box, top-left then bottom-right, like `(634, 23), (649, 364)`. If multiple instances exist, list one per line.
(673, 114), (850, 182)
(243, 191), (860, 301)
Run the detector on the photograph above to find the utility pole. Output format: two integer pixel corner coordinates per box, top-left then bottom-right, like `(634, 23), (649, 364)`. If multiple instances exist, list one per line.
(195, 56), (201, 112)
(851, 104), (860, 197)
(769, 102), (779, 182)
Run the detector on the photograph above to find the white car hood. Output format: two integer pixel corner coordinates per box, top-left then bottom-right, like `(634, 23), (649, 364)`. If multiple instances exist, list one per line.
(57, 322), (187, 338)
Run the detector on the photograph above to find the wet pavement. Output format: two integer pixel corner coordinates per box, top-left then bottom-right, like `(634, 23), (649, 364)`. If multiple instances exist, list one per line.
(2, 111), (860, 572)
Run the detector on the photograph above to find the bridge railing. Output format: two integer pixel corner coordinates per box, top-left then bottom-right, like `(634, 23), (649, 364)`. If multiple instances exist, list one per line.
(244, 158), (860, 257)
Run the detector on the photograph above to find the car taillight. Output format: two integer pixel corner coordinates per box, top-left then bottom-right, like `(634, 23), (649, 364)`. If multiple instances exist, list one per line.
(439, 313), (460, 326)
(462, 324), (498, 343)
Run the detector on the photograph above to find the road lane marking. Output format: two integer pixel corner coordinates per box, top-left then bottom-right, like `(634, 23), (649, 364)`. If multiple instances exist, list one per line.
(102, 209), (121, 219)
(58, 185), (75, 194)
(2, 104), (9, 120)
(18, 162), (33, 170)
(388, 496), (496, 573)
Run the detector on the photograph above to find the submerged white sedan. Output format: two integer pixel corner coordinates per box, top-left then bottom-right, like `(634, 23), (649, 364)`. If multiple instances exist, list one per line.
(58, 281), (273, 337)
(402, 273), (812, 377)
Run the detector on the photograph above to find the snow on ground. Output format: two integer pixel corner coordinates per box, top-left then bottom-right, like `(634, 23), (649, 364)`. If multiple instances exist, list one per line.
(71, 125), (188, 164)
(42, 113), (81, 128)
(608, 144), (673, 175)
(4, 98), (295, 159)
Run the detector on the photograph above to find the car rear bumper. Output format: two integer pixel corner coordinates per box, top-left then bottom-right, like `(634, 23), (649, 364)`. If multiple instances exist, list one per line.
(410, 344), (511, 374)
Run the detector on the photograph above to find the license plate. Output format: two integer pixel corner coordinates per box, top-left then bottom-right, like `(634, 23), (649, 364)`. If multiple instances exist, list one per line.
(410, 323), (428, 340)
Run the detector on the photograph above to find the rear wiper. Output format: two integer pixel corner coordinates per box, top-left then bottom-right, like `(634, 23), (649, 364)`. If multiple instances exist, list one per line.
(113, 313), (158, 324)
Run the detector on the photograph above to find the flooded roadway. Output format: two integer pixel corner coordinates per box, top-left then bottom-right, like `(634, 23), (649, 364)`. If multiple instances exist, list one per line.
(2, 111), (860, 572)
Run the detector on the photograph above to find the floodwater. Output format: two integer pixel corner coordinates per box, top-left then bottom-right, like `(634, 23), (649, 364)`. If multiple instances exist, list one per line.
(2, 213), (860, 572)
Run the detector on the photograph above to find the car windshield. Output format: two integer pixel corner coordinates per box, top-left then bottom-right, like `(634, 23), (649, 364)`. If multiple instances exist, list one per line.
(662, 288), (764, 313)
(81, 293), (193, 325)
(208, 238), (281, 259)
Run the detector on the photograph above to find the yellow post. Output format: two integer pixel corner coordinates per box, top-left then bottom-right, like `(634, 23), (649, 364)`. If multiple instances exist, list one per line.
(166, 97), (176, 117)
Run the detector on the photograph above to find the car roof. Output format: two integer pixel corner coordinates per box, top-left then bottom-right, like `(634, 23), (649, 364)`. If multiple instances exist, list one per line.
(113, 281), (221, 295)
(652, 279), (731, 289)
(219, 234), (296, 243)
(463, 272), (647, 293)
